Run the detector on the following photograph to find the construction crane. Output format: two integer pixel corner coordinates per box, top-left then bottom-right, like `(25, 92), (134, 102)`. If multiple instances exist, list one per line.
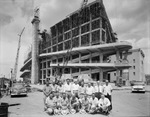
(80, 0), (88, 9)
(13, 27), (25, 82)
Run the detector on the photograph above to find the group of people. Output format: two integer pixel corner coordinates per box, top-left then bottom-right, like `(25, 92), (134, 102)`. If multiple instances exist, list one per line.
(43, 78), (112, 115)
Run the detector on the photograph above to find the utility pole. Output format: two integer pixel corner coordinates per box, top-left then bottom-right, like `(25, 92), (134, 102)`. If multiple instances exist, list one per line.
(13, 27), (25, 81)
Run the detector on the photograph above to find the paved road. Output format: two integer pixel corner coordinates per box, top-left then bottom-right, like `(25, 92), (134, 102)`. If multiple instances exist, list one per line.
(1, 90), (150, 117)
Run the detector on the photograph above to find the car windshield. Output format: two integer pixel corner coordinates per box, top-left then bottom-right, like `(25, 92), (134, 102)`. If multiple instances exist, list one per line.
(133, 82), (145, 86)
(13, 84), (24, 89)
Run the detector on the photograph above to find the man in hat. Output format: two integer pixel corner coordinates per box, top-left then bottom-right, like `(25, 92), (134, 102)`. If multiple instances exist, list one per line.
(103, 80), (113, 110)
(97, 93), (111, 115)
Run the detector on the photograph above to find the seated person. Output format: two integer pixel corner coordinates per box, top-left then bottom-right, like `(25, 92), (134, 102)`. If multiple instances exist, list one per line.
(79, 94), (90, 114)
(70, 95), (80, 114)
(97, 94), (111, 115)
(60, 93), (70, 115)
(45, 93), (55, 115)
(88, 93), (98, 114)
(53, 92), (62, 115)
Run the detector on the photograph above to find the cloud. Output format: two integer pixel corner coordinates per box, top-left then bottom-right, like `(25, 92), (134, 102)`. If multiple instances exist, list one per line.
(20, 0), (34, 18)
(104, 0), (150, 42)
(0, 13), (13, 26)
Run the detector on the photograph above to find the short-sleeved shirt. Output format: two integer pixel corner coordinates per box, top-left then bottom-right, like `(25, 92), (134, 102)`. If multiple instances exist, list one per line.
(43, 86), (52, 95)
(51, 84), (57, 92)
(61, 98), (69, 109)
(79, 98), (89, 107)
(71, 83), (79, 91)
(53, 96), (62, 105)
(45, 97), (55, 108)
(63, 83), (72, 92)
(88, 97), (98, 106)
(94, 85), (103, 93)
(78, 86), (86, 94)
(103, 84), (112, 95)
(98, 97), (110, 107)
(86, 86), (94, 95)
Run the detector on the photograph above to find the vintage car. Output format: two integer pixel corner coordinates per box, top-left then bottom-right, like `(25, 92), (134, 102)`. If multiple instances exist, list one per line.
(131, 81), (145, 93)
(10, 83), (27, 97)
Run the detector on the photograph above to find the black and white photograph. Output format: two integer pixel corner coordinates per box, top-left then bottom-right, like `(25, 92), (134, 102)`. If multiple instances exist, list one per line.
(0, 0), (150, 117)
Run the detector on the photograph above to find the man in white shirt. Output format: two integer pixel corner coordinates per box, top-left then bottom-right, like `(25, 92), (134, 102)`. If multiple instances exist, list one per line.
(88, 93), (99, 114)
(45, 93), (55, 115)
(63, 79), (72, 98)
(97, 94), (111, 115)
(71, 79), (80, 98)
(94, 81), (103, 99)
(86, 83), (94, 98)
(103, 80), (112, 110)
(53, 92), (62, 115)
(43, 82), (52, 110)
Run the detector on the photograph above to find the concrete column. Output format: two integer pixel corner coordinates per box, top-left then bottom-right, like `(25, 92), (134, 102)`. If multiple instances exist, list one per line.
(31, 16), (40, 84)
(99, 68), (103, 81)
(41, 70), (43, 84)
(116, 50), (120, 62)
(99, 51), (103, 63)
(100, 18), (102, 43)
(116, 51), (120, 85)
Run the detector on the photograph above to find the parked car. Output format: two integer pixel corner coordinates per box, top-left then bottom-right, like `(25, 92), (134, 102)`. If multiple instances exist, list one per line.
(131, 81), (145, 93)
(10, 83), (27, 97)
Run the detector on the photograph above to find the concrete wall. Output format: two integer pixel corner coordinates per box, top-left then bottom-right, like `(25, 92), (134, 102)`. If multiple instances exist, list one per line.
(110, 49), (145, 85)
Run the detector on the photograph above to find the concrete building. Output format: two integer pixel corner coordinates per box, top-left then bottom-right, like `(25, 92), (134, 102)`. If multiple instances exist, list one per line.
(145, 74), (150, 85)
(109, 48), (145, 86)
(20, 0), (132, 84)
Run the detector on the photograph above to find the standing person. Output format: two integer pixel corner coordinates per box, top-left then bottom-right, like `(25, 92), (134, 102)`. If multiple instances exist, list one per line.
(45, 93), (55, 115)
(94, 81), (103, 100)
(97, 94), (111, 115)
(63, 79), (72, 99)
(103, 80), (113, 110)
(58, 81), (64, 98)
(71, 79), (80, 98)
(78, 81), (86, 98)
(51, 81), (57, 93)
(5, 82), (9, 96)
(85, 83), (94, 99)
(88, 93), (99, 114)
(43, 82), (52, 111)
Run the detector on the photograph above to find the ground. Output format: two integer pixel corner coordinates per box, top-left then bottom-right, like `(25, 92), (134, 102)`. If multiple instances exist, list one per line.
(1, 89), (150, 117)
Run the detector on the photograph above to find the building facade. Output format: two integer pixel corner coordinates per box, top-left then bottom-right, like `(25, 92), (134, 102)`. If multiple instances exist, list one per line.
(109, 48), (145, 85)
(20, 0), (132, 84)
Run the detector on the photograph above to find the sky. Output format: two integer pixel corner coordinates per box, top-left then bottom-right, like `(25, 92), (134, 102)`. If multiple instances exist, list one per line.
(0, 0), (150, 79)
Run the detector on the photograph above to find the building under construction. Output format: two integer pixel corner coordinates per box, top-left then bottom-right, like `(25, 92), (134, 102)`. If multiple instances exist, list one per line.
(20, 0), (132, 84)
